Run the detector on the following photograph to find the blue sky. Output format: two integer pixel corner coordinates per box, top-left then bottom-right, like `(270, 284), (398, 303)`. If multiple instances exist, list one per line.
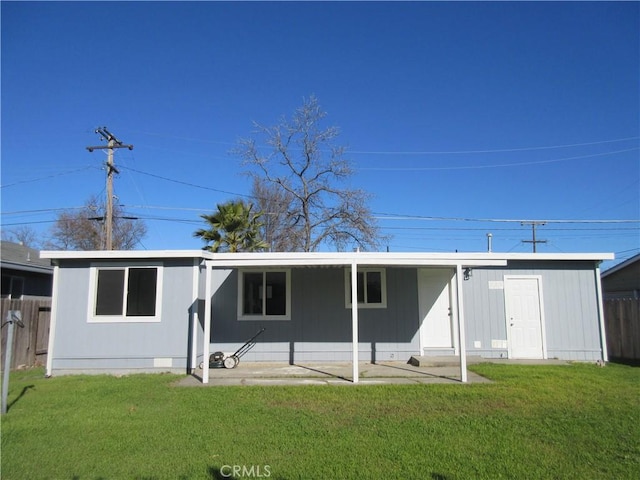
(2, 1), (638, 268)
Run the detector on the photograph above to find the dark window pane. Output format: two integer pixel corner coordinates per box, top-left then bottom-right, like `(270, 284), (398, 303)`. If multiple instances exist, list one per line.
(2, 276), (24, 299)
(366, 271), (382, 304)
(1, 275), (10, 298)
(243, 272), (263, 315)
(126, 268), (157, 316)
(10, 277), (24, 299)
(265, 272), (286, 315)
(96, 269), (125, 315)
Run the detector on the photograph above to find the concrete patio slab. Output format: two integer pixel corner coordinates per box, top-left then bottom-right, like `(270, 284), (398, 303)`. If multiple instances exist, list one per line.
(174, 361), (496, 386)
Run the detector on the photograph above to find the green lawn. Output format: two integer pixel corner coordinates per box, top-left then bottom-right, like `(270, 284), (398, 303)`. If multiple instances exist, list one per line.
(1, 363), (639, 479)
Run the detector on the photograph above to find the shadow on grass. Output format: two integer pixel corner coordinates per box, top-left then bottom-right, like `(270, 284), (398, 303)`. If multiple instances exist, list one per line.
(7, 384), (34, 412)
(207, 466), (237, 480)
(431, 474), (452, 480)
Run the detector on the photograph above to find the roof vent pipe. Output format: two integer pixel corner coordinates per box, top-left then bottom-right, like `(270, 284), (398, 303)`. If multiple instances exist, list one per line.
(487, 233), (493, 253)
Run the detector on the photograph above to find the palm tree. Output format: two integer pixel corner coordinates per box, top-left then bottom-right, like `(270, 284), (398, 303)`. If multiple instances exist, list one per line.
(194, 200), (268, 252)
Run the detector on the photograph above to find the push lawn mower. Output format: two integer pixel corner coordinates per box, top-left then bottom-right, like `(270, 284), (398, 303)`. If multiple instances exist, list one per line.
(202, 328), (266, 369)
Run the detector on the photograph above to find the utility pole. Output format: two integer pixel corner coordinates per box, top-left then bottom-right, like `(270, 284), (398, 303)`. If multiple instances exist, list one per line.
(86, 127), (133, 250)
(521, 221), (547, 253)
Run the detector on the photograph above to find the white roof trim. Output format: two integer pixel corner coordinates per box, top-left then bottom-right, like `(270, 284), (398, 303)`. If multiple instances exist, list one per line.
(40, 250), (206, 260)
(40, 249), (614, 267)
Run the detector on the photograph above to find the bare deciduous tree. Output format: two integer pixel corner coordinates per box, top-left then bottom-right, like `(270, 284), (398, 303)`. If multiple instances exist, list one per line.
(251, 178), (303, 252)
(236, 96), (384, 252)
(1, 226), (41, 249)
(46, 196), (146, 250)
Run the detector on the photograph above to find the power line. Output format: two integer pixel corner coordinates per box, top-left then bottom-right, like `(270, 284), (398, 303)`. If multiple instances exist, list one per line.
(120, 166), (252, 199)
(349, 136), (639, 155)
(358, 147), (639, 171)
(1, 206), (87, 216)
(0, 166), (99, 189)
(374, 212), (640, 224)
(381, 225), (639, 232)
(1, 220), (58, 227)
(122, 204), (210, 212)
(131, 130), (638, 156)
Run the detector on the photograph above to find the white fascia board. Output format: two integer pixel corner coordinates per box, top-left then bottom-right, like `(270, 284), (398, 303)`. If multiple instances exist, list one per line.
(204, 251), (613, 268)
(346, 257), (507, 267)
(40, 250), (206, 261)
(498, 253), (615, 262)
(40, 250), (614, 266)
(205, 252), (508, 268)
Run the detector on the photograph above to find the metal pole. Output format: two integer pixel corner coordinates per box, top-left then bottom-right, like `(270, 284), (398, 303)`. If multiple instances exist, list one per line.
(1, 320), (15, 414)
(351, 260), (359, 383)
(455, 265), (468, 383)
(202, 261), (212, 384)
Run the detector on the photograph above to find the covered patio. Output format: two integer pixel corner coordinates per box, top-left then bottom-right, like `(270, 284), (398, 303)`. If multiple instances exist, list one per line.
(195, 252), (508, 384)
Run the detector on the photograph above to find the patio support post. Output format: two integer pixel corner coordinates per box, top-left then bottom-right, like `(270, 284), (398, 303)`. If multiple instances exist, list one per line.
(190, 259), (200, 373)
(45, 265), (60, 378)
(202, 261), (213, 384)
(455, 264), (468, 383)
(594, 264), (609, 362)
(351, 260), (359, 383)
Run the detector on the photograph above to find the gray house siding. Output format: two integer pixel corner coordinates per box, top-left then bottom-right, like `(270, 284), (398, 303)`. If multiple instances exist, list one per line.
(209, 267), (421, 363)
(463, 261), (604, 361)
(462, 267), (508, 358)
(44, 252), (609, 375)
(51, 259), (196, 373)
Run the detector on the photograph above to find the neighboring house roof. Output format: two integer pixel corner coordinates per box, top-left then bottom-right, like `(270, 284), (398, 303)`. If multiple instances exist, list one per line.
(1, 241), (53, 275)
(601, 253), (640, 294)
(40, 249), (615, 267)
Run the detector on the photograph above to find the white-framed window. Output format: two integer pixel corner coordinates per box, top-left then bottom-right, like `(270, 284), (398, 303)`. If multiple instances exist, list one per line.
(237, 269), (291, 320)
(345, 268), (387, 309)
(88, 264), (163, 323)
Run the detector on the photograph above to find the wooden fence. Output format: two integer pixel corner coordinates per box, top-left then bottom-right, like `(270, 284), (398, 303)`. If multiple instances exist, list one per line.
(604, 297), (640, 362)
(1, 298), (51, 370)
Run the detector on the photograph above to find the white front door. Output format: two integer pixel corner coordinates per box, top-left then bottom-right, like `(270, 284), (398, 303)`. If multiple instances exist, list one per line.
(418, 268), (454, 351)
(504, 276), (545, 359)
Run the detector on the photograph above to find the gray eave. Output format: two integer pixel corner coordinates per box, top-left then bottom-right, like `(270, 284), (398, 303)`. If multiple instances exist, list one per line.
(0, 260), (53, 275)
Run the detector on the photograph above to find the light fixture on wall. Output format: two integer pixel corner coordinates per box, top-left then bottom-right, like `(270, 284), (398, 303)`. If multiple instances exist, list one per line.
(463, 268), (473, 281)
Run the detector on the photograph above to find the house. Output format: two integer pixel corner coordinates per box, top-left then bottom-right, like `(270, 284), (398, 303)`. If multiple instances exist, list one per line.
(1, 241), (53, 299)
(40, 250), (614, 383)
(1, 241), (54, 368)
(601, 253), (640, 299)
(601, 253), (640, 363)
